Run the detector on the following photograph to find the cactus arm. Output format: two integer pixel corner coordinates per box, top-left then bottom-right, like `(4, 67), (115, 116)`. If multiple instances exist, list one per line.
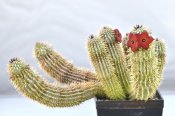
(99, 27), (131, 96)
(127, 26), (166, 100)
(154, 39), (166, 75)
(129, 41), (162, 100)
(35, 42), (97, 84)
(88, 35), (125, 100)
(8, 58), (100, 107)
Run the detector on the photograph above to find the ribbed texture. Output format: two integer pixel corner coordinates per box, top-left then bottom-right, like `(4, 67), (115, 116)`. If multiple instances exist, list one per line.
(129, 41), (162, 100)
(8, 59), (100, 107)
(154, 40), (166, 76)
(35, 42), (97, 84)
(99, 27), (131, 96)
(88, 36), (125, 100)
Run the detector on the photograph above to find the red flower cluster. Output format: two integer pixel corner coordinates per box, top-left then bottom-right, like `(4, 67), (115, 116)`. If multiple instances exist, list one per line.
(114, 29), (122, 43)
(127, 31), (154, 52)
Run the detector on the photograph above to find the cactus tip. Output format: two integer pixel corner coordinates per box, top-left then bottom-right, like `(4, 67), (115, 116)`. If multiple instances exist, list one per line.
(9, 58), (19, 63)
(89, 34), (94, 39)
(8, 58), (28, 76)
(134, 25), (143, 30)
(35, 42), (52, 58)
(103, 26), (107, 29)
(35, 42), (45, 49)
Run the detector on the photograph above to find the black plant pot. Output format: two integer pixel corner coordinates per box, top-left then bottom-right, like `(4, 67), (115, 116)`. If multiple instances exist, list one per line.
(96, 91), (164, 116)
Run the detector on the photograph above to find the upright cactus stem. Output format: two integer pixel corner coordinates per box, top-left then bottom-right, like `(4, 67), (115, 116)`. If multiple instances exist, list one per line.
(154, 39), (166, 75)
(88, 35), (125, 100)
(99, 27), (131, 96)
(8, 58), (100, 107)
(129, 43), (158, 100)
(35, 42), (97, 84)
(126, 25), (166, 100)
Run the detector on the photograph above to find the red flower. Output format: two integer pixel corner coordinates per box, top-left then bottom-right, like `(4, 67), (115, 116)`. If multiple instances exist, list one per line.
(114, 29), (122, 43)
(127, 31), (154, 52)
(127, 33), (140, 52)
(138, 32), (154, 49)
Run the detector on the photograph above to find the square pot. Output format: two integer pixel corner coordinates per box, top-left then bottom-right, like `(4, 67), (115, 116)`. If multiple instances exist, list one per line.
(96, 91), (164, 116)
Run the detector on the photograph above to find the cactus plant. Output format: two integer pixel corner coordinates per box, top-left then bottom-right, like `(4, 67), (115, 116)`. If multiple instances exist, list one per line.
(8, 25), (166, 108)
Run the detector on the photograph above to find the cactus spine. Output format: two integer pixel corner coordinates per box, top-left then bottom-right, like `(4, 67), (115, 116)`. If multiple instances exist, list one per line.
(88, 35), (125, 100)
(8, 58), (100, 107)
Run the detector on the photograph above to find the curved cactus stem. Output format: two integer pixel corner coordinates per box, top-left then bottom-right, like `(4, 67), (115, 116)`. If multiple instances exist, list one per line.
(88, 35), (125, 100)
(129, 41), (161, 100)
(35, 42), (97, 84)
(99, 27), (131, 96)
(8, 58), (100, 107)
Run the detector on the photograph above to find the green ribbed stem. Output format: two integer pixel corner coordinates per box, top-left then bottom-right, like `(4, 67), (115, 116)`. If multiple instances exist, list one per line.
(154, 39), (166, 75)
(99, 27), (130, 96)
(8, 59), (100, 107)
(129, 41), (161, 100)
(35, 42), (97, 84)
(88, 36), (125, 100)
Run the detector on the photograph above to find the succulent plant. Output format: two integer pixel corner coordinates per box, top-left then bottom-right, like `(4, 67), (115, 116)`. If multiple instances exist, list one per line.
(8, 25), (166, 107)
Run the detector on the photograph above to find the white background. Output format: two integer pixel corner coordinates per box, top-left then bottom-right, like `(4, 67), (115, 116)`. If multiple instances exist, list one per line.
(0, 0), (175, 116)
